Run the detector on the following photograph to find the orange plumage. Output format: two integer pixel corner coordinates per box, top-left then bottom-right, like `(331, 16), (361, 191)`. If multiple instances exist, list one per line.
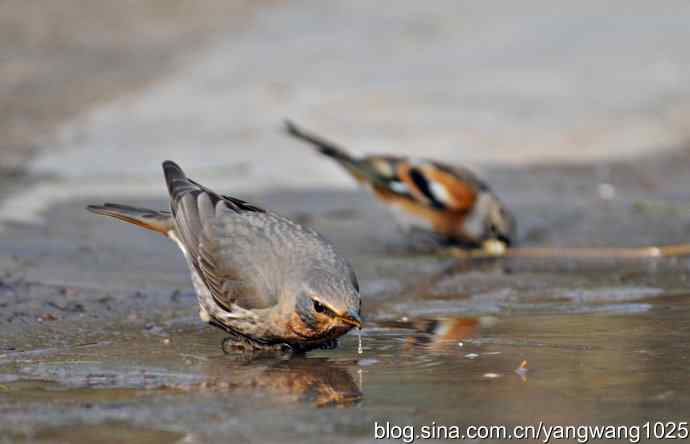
(285, 120), (516, 249)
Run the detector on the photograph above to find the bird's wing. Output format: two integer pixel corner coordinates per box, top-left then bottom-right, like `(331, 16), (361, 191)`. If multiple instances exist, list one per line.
(163, 161), (278, 311)
(207, 208), (354, 305)
(390, 160), (485, 212)
(163, 161), (352, 312)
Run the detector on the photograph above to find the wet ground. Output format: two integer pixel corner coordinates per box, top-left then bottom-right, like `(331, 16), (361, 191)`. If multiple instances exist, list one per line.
(2, 163), (690, 443)
(3, 1), (690, 443)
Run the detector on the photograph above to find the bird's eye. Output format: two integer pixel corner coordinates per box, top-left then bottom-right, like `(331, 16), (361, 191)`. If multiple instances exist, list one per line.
(313, 299), (328, 314)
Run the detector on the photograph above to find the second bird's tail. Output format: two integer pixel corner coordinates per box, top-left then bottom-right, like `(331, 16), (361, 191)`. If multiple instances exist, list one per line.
(284, 120), (356, 164)
(285, 120), (407, 192)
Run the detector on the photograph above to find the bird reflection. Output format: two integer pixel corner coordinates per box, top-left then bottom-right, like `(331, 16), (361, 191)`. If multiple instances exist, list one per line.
(175, 356), (362, 408)
(381, 316), (496, 352)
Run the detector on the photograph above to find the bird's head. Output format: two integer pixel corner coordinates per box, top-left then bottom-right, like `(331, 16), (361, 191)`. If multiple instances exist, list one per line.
(284, 267), (362, 345)
(463, 193), (516, 249)
(484, 197), (516, 247)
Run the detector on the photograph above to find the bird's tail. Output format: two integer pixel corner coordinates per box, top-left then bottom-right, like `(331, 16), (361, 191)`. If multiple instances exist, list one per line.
(284, 120), (405, 192)
(284, 119), (386, 185)
(284, 119), (356, 164)
(86, 203), (173, 235)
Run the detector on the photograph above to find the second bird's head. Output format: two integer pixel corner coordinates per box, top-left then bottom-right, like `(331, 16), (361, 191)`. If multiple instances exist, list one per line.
(463, 193), (516, 248)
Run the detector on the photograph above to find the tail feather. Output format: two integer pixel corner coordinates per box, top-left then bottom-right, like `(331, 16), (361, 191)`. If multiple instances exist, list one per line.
(284, 120), (357, 165)
(86, 203), (172, 235)
(284, 120), (394, 187)
(88, 160), (261, 237)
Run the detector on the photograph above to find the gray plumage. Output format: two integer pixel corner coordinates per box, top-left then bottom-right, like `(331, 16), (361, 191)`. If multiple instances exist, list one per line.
(88, 161), (361, 352)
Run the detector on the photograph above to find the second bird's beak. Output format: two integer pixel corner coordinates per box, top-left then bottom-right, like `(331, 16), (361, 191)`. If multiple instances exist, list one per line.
(338, 309), (362, 328)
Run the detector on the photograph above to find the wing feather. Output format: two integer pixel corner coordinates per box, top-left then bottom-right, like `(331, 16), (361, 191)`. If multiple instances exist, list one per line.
(163, 160), (353, 314)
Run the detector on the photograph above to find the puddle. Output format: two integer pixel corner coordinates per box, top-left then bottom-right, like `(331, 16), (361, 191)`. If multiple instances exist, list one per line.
(2, 171), (690, 443)
(7, 424), (185, 444)
(1, 292), (689, 443)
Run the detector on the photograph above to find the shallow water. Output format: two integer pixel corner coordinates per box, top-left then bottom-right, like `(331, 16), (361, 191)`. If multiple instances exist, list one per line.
(2, 173), (690, 443)
(2, 278), (689, 443)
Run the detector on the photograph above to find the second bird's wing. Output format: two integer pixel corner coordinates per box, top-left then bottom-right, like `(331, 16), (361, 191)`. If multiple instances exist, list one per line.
(283, 121), (486, 213)
(392, 160), (486, 212)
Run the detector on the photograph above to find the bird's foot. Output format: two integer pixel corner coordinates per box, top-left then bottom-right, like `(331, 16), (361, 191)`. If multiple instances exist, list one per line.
(221, 336), (257, 354)
(221, 335), (292, 355)
(319, 339), (339, 350)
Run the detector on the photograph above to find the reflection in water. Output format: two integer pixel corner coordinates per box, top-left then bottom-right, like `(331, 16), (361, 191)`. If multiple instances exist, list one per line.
(186, 356), (362, 408)
(406, 317), (479, 352)
(5, 305), (690, 439)
(380, 316), (497, 352)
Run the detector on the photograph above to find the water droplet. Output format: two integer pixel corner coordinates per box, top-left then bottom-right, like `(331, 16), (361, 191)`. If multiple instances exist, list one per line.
(357, 358), (378, 367)
(357, 327), (363, 354)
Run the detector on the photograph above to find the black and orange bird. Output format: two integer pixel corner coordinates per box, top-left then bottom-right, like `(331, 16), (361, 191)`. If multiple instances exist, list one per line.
(284, 120), (516, 251)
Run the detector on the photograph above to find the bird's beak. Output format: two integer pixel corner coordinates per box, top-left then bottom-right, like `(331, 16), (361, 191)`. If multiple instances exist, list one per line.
(338, 309), (362, 328)
(482, 239), (508, 256)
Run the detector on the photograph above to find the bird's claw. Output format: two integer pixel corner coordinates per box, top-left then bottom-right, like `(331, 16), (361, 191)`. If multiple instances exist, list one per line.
(319, 339), (339, 350)
(221, 335), (256, 354)
(221, 335), (293, 355)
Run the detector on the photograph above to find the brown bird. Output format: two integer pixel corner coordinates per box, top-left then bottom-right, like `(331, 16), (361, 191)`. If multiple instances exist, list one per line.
(285, 120), (516, 250)
(87, 161), (362, 353)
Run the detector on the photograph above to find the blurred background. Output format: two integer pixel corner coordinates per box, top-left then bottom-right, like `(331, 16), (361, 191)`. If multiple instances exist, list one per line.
(3, 0), (690, 206)
(2, 1), (690, 443)
(3, 0), (690, 247)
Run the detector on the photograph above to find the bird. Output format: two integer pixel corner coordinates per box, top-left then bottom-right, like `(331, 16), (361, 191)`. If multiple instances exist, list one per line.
(284, 120), (516, 251)
(87, 161), (362, 353)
